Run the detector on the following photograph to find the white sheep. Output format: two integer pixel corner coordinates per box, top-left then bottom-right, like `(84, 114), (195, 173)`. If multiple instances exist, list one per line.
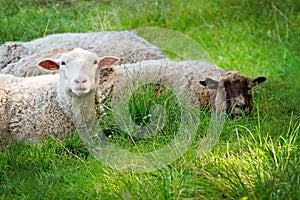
(0, 31), (166, 77)
(0, 48), (119, 144)
(99, 59), (266, 117)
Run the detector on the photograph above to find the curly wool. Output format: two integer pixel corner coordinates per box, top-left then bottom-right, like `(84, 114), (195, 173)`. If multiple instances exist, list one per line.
(0, 74), (75, 143)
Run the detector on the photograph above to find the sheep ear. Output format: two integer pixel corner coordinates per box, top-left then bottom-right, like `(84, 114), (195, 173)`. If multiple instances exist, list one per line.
(37, 59), (60, 71)
(253, 76), (266, 86)
(98, 56), (120, 68)
(199, 78), (219, 89)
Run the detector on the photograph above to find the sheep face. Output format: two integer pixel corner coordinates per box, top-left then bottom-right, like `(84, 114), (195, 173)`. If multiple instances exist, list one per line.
(200, 72), (266, 117)
(37, 48), (119, 97)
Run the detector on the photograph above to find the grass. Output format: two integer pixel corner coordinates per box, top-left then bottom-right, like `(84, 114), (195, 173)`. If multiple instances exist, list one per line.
(99, 82), (182, 152)
(0, 0), (299, 199)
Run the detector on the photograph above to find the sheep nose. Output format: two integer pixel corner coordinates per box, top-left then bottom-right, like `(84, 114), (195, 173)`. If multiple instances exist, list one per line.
(74, 77), (87, 84)
(235, 104), (247, 110)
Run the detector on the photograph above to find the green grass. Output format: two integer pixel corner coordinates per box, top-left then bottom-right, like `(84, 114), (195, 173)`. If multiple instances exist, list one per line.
(99, 82), (182, 152)
(0, 0), (300, 199)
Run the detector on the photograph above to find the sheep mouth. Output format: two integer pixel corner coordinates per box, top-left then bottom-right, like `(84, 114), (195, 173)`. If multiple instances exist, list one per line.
(71, 88), (91, 96)
(227, 106), (251, 118)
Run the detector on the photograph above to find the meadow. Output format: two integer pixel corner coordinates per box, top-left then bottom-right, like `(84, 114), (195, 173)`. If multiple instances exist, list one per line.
(0, 0), (299, 199)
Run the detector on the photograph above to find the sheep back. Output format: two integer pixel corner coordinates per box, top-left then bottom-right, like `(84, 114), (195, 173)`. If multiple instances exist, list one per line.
(99, 59), (224, 110)
(0, 31), (166, 77)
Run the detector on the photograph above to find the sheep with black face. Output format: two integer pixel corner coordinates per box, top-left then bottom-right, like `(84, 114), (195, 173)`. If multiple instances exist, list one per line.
(99, 59), (266, 117)
(199, 71), (266, 116)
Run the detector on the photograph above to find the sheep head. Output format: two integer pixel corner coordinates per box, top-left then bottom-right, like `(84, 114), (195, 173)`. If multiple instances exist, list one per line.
(200, 71), (266, 117)
(37, 48), (119, 97)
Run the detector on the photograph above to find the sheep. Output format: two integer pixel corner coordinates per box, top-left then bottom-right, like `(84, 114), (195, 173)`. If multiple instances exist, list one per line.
(0, 48), (119, 144)
(0, 31), (166, 77)
(99, 59), (266, 117)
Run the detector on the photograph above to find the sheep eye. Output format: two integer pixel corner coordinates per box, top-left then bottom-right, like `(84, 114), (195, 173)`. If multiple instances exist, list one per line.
(61, 61), (66, 66)
(93, 60), (98, 65)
